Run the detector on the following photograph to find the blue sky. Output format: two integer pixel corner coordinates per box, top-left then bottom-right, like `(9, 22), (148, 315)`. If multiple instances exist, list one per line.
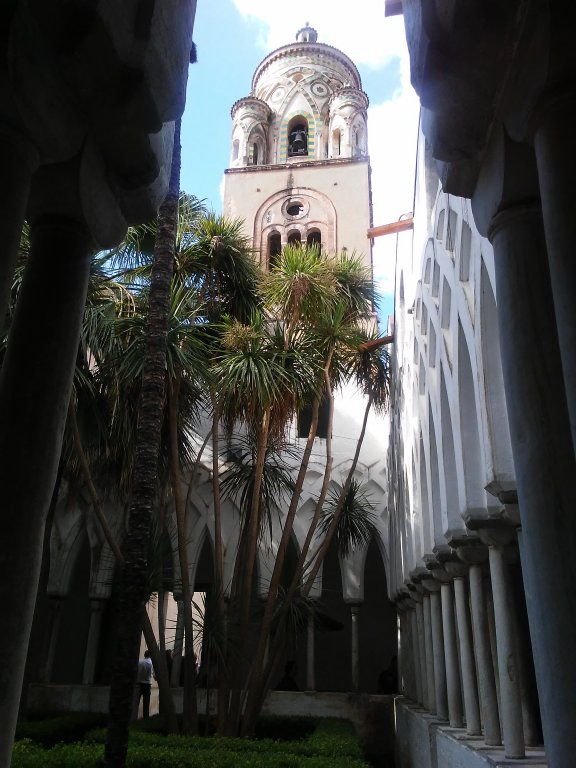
(180, 0), (420, 324)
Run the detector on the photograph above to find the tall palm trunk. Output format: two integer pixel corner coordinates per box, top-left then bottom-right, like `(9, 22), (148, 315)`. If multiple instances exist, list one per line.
(168, 376), (198, 734)
(225, 407), (270, 733)
(302, 391), (374, 596)
(105, 121), (182, 768)
(211, 401), (228, 731)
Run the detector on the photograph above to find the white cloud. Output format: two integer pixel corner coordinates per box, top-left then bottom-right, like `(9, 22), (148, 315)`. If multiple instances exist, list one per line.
(231, 1), (409, 69)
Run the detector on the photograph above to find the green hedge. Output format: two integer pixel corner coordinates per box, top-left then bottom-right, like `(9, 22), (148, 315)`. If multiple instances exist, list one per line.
(13, 717), (369, 768)
(15, 713), (107, 747)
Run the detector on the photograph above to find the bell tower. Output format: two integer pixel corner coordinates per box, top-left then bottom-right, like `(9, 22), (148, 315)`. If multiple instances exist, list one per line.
(223, 24), (372, 271)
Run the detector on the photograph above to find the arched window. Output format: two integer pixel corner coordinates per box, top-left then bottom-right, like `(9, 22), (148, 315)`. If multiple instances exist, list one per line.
(268, 232), (281, 269)
(307, 229), (321, 248)
(251, 143), (259, 165)
(287, 230), (301, 246)
(288, 118), (308, 157)
(232, 140), (239, 162)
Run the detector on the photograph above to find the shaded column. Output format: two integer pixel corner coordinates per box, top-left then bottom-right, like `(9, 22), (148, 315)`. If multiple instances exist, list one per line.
(466, 558), (502, 746)
(350, 603), (360, 692)
(0, 213), (93, 766)
(423, 578), (448, 720)
(408, 601), (423, 704)
(171, 598), (185, 687)
(439, 579), (463, 727)
(446, 561), (481, 736)
(39, 596), (63, 684)
(489, 197), (576, 764)
(422, 591), (436, 714)
(83, 598), (106, 685)
(478, 529), (525, 758)
(306, 612), (315, 691)
(414, 593), (428, 708)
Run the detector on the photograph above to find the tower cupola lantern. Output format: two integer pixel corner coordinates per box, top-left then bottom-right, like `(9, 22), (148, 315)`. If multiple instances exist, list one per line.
(295, 22), (318, 43)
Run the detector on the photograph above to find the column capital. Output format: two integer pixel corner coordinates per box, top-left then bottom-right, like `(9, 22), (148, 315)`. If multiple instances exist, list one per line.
(421, 578), (442, 593)
(444, 560), (469, 579)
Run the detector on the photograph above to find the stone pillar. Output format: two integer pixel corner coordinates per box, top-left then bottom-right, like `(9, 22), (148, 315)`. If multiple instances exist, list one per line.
(439, 580), (463, 727)
(171, 598), (185, 687)
(409, 603), (423, 704)
(306, 612), (315, 691)
(423, 578), (448, 720)
(350, 604), (360, 692)
(414, 594), (428, 708)
(82, 598), (106, 685)
(489, 199), (576, 764)
(0, 214), (93, 765)
(478, 529), (525, 758)
(40, 596), (63, 684)
(467, 562), (502, 745)
(532, 88), (576, 454)
(422, 592), (436, 714)
(446, 562), (481, 736)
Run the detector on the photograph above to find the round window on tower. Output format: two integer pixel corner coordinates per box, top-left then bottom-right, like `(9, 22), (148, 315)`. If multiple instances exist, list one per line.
(282, 198), (308, 219)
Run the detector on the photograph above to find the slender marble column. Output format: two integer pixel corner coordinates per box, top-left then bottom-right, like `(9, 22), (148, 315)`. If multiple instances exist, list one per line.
(440, 581), (463, 727)
(83, 599), (106, 685)
(468, 564), (501, 745)
(306, 612), (315, 691)
(409, 604), (423, 704)
(414, 597), (428, 708)
(171, 599), (185, 687)
(485, 538), (525, 758)
(451, 571), (481, 735)
(422, 593), (436, 714)
(423, 579), (448, 720)
(350, 604), (360, 692)
(40, 597), (63, 684)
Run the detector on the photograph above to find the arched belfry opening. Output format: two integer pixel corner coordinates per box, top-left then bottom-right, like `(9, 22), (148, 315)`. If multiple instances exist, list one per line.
(288, 117), (308, 157)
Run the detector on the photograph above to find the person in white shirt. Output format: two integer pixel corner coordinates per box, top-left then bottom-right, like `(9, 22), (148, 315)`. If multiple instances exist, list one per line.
(136, 649), (154, 718)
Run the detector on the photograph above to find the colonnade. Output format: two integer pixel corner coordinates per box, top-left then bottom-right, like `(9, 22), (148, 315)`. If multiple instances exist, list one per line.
(397, 532), (539, 759)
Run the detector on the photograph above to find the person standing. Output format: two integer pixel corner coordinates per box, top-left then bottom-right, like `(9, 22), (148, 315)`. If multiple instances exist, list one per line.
(136, 649), (154, 718)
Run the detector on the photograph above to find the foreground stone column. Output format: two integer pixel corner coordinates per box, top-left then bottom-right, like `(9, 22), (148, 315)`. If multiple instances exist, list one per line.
(40, 596), (63, 684)
(0, 214), (93, 767)
(409, 603), (423, 704)
(83, 599), (106, 685)
(489, 199), (576, 764)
